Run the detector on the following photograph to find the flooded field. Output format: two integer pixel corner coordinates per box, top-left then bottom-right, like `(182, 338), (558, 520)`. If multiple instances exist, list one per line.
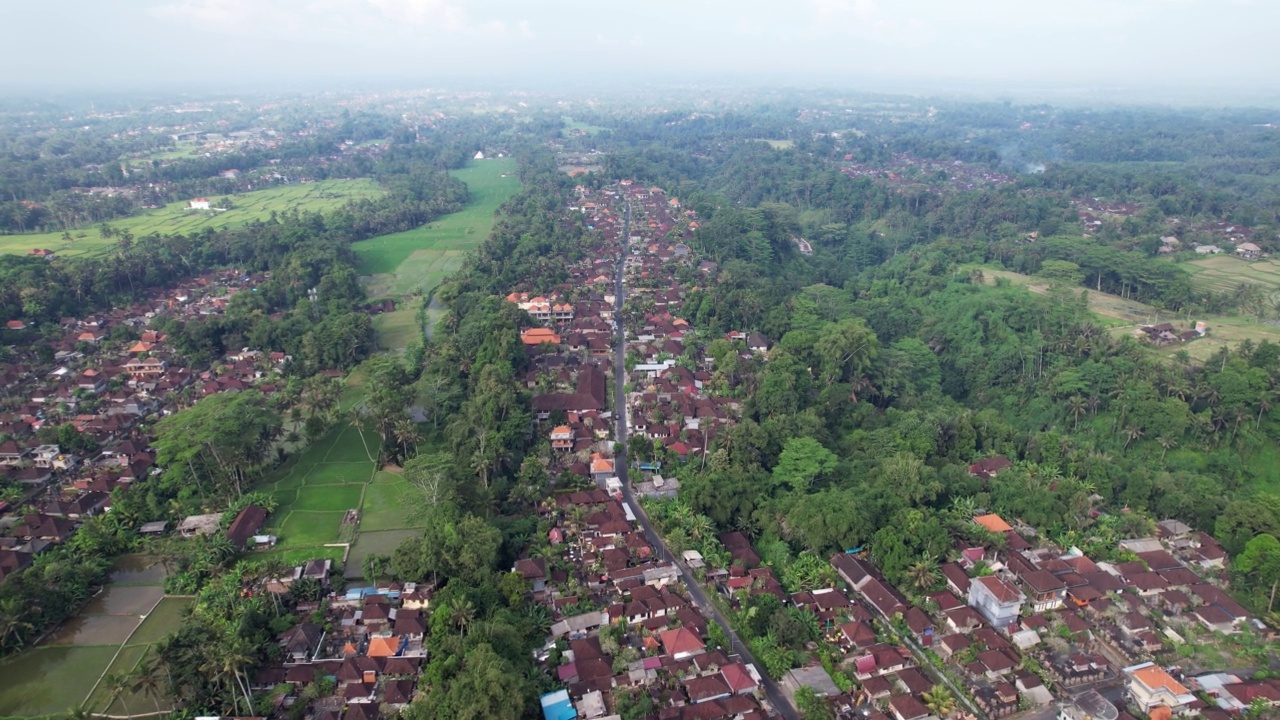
(108, 554), (168, 585)
(0, 554), (182, 716)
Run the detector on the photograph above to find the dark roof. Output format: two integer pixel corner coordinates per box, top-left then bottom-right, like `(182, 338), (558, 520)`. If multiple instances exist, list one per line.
(969, 456), (1013, 479)
(226, 504), (267, 548)
(974, 575), (1022, 604)
(1022, 570), (1066, 594)
(941, 562), (971, 593)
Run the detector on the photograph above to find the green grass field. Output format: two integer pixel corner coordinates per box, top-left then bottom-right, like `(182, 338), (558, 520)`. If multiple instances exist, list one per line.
(562, 117), (610, 136)
(964, 263), (1280, 361)
(354, 158), (520, 302)
(374, 307), (424, 351)
(345, 529), (420, 579)
(258, 420), (437, 578)
(0, 179), (384, 257)
(359, 471), (422, 532)
(125, 597), (193, 646)
(254, 410), (451, 580)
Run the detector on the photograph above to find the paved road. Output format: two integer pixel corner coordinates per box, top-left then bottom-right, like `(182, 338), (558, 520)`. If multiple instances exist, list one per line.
(610, 199), (799, 720)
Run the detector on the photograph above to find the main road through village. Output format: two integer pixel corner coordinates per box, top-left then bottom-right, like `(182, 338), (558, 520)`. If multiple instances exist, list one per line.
(610, 200), (801, 720)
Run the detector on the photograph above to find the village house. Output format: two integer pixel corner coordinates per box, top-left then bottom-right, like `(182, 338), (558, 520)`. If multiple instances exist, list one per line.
(968, 575), (1025, 629)
(1124, 663), (1198, 716)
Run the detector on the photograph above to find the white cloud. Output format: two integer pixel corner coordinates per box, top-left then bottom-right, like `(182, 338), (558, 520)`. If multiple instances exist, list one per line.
(518, 19), (533, 38)
(150, 0), (303, 33)
(363, 0), (465, 30)
(734, 18), (764, 37)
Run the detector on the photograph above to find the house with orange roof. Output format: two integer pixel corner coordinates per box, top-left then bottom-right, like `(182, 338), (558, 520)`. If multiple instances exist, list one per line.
(974, 514), (1013, 534)
(521, 328), (561, 346)
(658, 627), (705, 660)
(1123, 662), (1197, 715)
(590, 456), (614, 482)
(367, 635), (401, 658)
(128, 341), (154, 354)
(550, 425), (574, 451)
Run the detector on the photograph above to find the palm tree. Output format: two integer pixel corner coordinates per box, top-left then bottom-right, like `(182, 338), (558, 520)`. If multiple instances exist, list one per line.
(688, 514), (714, 542)
(103, 671), (132, 716)
(130, 649), (168, 714)
(392, 416), (422, 461)
(1256, 390), (1277, 429)
(922, 685), (958, 717)
(222, 637), (257, 715)
(348, 406), (375, 462)
(259, 557), (291, 614)
(447, 597), (476, 636)
(1156, 436), (1178, 461)
(1066, 394), (1087, 429)
(0, 597), (34, 651)
(907, 554), (940, 593)
(1122, 425), (1145, 451)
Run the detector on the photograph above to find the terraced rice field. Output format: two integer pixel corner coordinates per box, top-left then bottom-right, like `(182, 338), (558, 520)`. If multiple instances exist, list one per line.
(1182, 255), (1280, 303)
(257, 418), (436, 579)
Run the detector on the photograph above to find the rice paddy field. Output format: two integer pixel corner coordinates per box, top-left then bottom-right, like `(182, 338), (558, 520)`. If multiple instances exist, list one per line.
(355, 158), (520, 302)
(0, 556), (192, 717)
(1181, 254), (1280, 303)
(257, 415), (437, 580)
(0, 179), (384, 258)
(360, 158), (519, 350)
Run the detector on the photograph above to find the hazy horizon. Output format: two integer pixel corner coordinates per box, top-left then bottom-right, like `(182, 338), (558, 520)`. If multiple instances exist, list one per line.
(4, 0), (1279, 105)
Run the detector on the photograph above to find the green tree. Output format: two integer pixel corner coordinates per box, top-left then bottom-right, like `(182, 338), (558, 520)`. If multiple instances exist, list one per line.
(815, 317), (879, 384)
(1234, 533), (1280, 614)
(772, 436), (838, 494)
(922, 685), (958, 717)
(795, 686), (834, 720)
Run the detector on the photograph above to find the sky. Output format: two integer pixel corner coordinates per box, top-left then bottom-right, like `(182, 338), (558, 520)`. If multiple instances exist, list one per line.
(2, 0), (1278, 96)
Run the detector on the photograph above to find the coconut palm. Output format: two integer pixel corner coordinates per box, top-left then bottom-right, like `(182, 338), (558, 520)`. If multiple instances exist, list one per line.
(0, 597), (34, 651)
(392, 416), (422, 461)
(1122, 425), (1145, 451)
(922, 684), (958, 717)
(907, 553), (940, 592)
(348, 405), (375, 462)
(103, 671), (132, 716)
(130, 649), (168, 713)
(447, 597), (476, 636)
(688, 514), (714, 542)
(1066, 394), (1087, 429)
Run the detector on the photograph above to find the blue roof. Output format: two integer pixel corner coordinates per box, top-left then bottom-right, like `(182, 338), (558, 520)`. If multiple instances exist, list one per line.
(540, 690), (577, 720)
